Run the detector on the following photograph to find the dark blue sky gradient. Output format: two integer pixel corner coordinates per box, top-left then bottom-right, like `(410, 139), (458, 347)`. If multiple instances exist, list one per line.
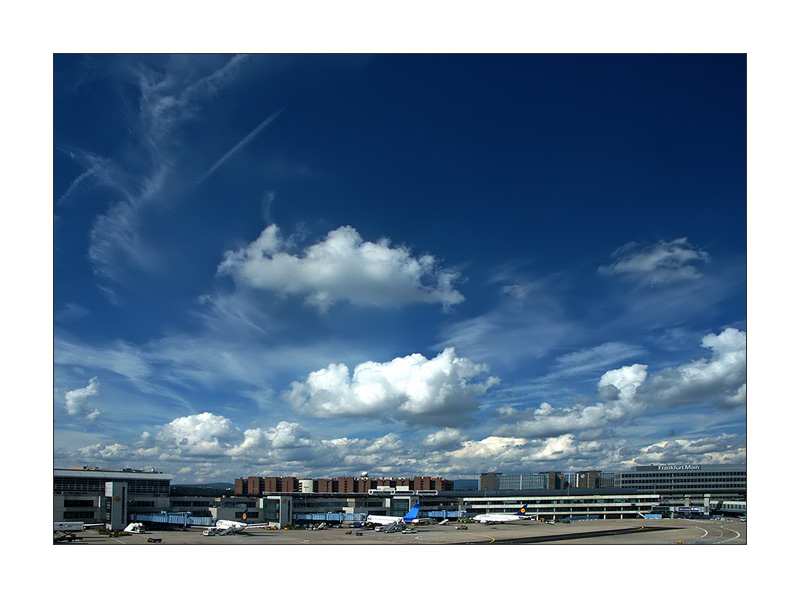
(54, 54), (746, 481)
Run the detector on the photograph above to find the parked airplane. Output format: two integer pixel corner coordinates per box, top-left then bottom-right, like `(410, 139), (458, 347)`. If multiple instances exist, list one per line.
(366, 502), (422, 526)
(472, 505), (530, 524)
(201, 513), (271, 535)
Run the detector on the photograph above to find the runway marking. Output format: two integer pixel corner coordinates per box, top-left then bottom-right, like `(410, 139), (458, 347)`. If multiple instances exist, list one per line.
(712, 527), (741, 544)
(693, 526), (709, 539)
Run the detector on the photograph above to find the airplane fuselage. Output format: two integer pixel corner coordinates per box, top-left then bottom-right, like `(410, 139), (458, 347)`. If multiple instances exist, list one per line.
(473, 514), (526, 523)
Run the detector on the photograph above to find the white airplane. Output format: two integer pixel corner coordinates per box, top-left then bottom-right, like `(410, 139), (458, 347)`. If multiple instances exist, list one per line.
(201, 513), (272, 535)
(472, 504), (531, 524)
(366, 502), (422, 526)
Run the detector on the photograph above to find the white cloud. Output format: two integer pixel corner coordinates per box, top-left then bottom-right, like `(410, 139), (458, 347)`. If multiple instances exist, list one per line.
(625, 434), (746, 466)
(218, 224), (464, 311)
(444, 434), (591, 473)
(70, 414), (417, 476)
(284, 347), (499, 425)
(64, 414), (745, 481)
(599, 238), (710, 285)
(643, 327), (747, 408)
(495, 328), (745, 439)
(64, 377), (102, 422)
(154, 413), (242, 457)
(422, 428), (469, 450)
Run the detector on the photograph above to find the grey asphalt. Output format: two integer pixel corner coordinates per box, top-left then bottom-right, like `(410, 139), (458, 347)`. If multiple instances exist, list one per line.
(55, 517), (746, 545)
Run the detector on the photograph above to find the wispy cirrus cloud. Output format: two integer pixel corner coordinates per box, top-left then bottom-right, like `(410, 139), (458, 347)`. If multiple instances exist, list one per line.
(599, 238), (710, 285)
(550, 342), (646, 378)
(63, 56), (252, 290)
(137, 54), (250, 143)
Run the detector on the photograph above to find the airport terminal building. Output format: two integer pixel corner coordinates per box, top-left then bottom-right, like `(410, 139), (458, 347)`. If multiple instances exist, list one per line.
(54, 463), (746, 530)
(614, 464), (746, 500)
(54, 467), (172, 528)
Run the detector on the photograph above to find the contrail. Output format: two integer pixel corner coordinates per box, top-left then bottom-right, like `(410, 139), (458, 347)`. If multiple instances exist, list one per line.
(198, 109), (283, 185)
(57, 167), (96, 205)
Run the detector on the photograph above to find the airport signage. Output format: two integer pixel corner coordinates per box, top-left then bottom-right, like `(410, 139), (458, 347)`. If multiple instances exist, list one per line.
(657, 465), (701, 471)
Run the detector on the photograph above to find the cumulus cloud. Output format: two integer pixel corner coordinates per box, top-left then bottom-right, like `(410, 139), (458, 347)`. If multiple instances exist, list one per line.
(64, 413), (745, 480)
(496, 328), (745, 439)
(230, 421), (314, 457)
(643, 327), (747, 408)
(627, 434), (747, 466)
(64, 377), (102, 422)
(422, 428), (469, 450)
(599, 238), (710, 285)
(444, 434), (594, 472)
(284, 348), (499, 425)
(217, 225), (464, 311)
(70, 413), (418, 477)
(153, 413), (243, 457)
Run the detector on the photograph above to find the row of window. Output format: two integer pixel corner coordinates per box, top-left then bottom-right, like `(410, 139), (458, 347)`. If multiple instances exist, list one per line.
(636, 483), (746, 490)
(620, 473), (745, 479)
(54, 477), (170, 494)
(620, 477), (746, 482)
(64, 499), (95, 508)
(63, 511), (96, 519)
(478, 498), (652, 506)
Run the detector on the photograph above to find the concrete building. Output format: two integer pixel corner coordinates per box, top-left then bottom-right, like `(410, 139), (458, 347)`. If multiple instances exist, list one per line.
(613, 464), (746, 501)
(238, 488), (660, 524)
(57, 464), (746, 531)
(54, 467), (172, 529)
(464, 488), (660, 520)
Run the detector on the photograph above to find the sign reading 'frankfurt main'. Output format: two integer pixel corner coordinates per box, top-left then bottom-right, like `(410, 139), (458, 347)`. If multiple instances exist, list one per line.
(657, 465), (701, 471)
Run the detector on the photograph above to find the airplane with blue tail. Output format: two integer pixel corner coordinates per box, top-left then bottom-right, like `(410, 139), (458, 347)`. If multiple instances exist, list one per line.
(366, 501), (424, 526)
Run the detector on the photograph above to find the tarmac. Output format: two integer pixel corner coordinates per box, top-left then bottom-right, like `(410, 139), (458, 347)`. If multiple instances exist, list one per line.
(54, 517), (746, 545)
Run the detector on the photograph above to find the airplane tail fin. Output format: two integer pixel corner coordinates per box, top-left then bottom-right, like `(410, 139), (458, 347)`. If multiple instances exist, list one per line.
(403, 501), (421, 522)
(516, 504), (529, 516)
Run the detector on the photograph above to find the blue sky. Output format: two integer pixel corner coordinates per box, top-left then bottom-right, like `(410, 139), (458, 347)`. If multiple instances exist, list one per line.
(53, 54), (746, 483)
